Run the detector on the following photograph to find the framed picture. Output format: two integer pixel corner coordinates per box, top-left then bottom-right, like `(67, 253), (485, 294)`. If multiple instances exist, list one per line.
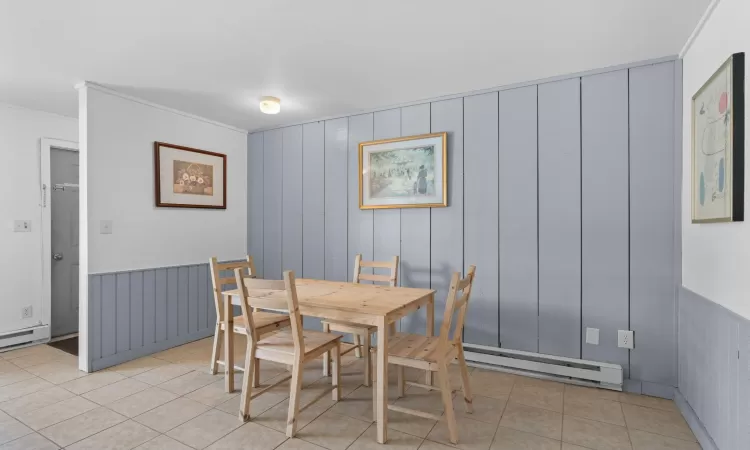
(691, 52), (744, 223)
(359, 132), (447, 209)
(154, 142), (227, 209)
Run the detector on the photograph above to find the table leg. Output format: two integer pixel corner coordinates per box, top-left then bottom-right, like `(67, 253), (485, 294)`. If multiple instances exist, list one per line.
(376, 317), (389, 444)
(224, 294), (234, 393)
(425, 294), (434, 385)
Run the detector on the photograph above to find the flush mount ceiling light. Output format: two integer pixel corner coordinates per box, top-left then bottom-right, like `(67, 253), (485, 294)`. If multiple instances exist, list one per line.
(259, 96), (281, 114)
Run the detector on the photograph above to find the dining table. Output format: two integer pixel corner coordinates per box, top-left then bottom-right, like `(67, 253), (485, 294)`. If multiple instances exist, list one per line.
(222, 278), (436, 444)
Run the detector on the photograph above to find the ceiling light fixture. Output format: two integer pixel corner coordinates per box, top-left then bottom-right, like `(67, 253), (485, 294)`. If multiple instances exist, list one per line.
(259, 96), (281, 114)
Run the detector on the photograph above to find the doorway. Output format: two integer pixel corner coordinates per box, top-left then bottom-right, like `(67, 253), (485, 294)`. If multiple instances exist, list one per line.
(41, 139), (80, 356)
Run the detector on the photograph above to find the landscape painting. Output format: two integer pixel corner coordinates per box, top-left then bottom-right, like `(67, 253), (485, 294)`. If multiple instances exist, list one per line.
(691, 52), (744, 223)
(359, 132), (447, 209)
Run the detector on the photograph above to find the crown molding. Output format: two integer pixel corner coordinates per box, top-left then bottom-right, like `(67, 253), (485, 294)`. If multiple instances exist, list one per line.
(75, 81), (248, 134)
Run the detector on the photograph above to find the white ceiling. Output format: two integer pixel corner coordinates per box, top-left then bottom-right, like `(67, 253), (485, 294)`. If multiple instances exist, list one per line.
(1, 0), (709, 132)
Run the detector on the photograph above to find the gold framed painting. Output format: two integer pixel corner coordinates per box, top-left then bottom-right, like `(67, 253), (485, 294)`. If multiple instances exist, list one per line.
(359, 132), (447, 209)
(691, 52), (744, 223)
(154, 142), (227, 209)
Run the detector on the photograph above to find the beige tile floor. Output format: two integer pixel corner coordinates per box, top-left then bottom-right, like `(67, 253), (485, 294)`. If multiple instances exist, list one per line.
(0, 336), (700, 450)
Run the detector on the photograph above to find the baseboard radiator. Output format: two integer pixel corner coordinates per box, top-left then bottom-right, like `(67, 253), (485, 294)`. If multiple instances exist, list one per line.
(463, 343), (623, 391)
(0, 325), (50, 353)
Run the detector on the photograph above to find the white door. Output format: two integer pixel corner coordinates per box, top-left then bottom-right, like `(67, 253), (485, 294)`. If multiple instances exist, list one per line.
(50, 148), (79, 337)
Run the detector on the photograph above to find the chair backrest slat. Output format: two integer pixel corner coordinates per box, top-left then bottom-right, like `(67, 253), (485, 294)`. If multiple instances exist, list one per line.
(234, 269), (304, 351)
(352, 254), (399, 287)
(209, 256), (257, 321)
(438, 265), (477, 347)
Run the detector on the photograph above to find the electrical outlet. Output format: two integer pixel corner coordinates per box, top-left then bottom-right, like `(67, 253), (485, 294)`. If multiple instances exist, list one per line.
(13, 220), (31, 232)
(618, 330), (634, 349)
(21, 306), (33, 319)
(585, 327), (599, 345)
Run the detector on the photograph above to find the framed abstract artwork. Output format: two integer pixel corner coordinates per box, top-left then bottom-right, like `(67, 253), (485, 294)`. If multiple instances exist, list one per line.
(154, 142), (227, 209)
(359, 132), (447, 209)
(691, 52), (745, 223)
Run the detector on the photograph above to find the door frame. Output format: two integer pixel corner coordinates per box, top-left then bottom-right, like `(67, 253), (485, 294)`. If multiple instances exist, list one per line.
(40, 138), (80, 357)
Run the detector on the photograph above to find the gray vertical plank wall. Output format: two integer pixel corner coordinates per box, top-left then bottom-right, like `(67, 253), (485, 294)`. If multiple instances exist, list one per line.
(538, 78), (581, 358)
(302, 122), (325, 330)
(372, 110), (402, 297)
(247, 132), (264, 277)
(400, 104), (431, 333)
(429, 98), (463, 336)
(324, 118), (349, 283)
(263, 129), (283, 280)
(581, 70), (630, 373)
(88, 264), (215, 370)
(629, 62), (676, 386)
(498, 86), (538, 353)
(463, 92), (499, 346)
(347, 114), (374, 281)
(282, 126), (303, 275)
(243, 60), (680, 391)
(678, 287), (749, 450)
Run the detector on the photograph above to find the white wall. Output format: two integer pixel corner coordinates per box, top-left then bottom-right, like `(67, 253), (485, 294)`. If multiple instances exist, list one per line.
(0, 103), (77, 334)
(83, 87), (247, 274)
(682, 0), (750, 319)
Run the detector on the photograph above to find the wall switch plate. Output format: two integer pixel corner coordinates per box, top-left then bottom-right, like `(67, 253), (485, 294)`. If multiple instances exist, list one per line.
(585, 327), (599, 345)
(13, 220), (31, 232)
(618, 330), (634, 349)
(100, 220), (113, 234)
(21, 306), (32, 319)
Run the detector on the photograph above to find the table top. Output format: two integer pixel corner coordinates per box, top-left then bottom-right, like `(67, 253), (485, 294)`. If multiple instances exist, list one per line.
(223, 278), (435, 321)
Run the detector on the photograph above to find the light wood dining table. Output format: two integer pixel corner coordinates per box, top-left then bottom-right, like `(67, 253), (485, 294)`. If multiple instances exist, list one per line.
(222, 278), (435, 444)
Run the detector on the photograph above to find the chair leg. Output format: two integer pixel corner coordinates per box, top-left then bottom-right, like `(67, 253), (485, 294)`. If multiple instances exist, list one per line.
(238, 343), (256, 421)
(322, 323), (331, 376)
(371, 352), (377, 422)
(363, 333), (371, 387)
(396, 366), (405, 398)
(332, 343), (341, 401)
(354, 334), (362, 358)
(457, 345), (474, 413)
(286, 358), (304, 438)
(209, 324), (223, 375)
(437, 362), (458, 444)
(252, 358), (261, 388)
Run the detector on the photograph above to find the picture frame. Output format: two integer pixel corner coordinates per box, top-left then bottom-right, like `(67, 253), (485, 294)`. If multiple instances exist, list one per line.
(359, 132), (447, 209)
(691, 52), (744, 223)
(154, 141), (227, 209)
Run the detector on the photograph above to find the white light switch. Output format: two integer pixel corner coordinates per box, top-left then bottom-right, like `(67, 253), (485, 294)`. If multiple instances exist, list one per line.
(13, 220), (31, 232)
(585, 327), (599, 345)
(100, 220), (113, 234)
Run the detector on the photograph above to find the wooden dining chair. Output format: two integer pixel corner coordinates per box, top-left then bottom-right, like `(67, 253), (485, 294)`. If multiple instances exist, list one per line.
(235, 269), (342, 437)
(371, 265), (476, 444)
(321, 253), (399, 386)
(209, 256), (291, 388)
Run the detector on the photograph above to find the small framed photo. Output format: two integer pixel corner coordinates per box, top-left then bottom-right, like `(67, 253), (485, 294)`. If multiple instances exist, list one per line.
(359, 132), (447, 209)
(154, 142), (227, 209)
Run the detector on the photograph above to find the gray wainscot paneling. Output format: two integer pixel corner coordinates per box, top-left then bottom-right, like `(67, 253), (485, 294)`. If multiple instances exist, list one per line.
(88, 263), (214, 371)
(245, 59), (680, 390)
(678, 286), (748, 450)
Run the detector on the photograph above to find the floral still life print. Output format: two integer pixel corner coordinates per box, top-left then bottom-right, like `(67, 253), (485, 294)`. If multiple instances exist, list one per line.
(154, 141), (226, 209)
(173, 160), (213, 195)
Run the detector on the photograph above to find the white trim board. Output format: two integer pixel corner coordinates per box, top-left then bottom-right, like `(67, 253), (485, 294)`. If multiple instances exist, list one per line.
(74, 82), (248, 134)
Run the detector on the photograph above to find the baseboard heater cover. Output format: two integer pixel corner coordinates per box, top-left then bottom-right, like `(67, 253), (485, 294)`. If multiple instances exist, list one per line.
(463, 343), (623, 391)
(0, 325), (50, 352)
